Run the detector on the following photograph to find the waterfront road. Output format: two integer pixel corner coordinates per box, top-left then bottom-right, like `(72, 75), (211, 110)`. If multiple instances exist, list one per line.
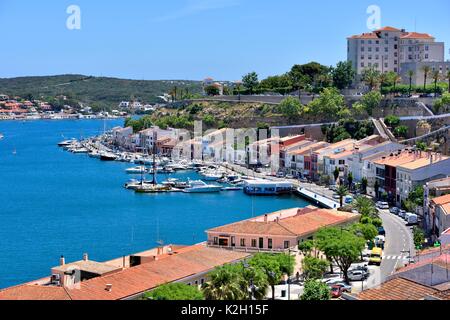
(379, 209), (415, 282)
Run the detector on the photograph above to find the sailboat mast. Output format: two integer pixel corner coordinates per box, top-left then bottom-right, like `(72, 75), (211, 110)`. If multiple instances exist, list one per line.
(153, 130), (157, 185)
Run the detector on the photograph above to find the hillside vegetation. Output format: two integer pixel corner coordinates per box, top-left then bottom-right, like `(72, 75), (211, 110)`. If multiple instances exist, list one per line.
(0, 74), (202, 108)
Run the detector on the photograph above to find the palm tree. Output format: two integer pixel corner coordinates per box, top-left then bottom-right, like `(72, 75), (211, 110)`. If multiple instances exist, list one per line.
(336, 185), (349, 207)
(379, 72), (388, 93)
(432, 70), (441, 96)
(362, 67), (380, 91)
(202, 265), (246, 300)
(393, 74), (402, 96)
(353, 196), (379, 219)
(407, 70), (415, 95)
(422, 66), (431, 91)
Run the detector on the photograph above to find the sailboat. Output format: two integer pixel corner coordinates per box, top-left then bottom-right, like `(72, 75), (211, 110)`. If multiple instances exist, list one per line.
(134, 131), (171, 194)
(0, 133), (4, 140)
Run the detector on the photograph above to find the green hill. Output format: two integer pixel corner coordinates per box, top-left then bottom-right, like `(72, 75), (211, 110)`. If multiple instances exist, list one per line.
(0, 74), (202, 108)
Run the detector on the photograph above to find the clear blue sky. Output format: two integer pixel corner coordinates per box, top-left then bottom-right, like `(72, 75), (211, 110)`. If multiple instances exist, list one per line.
(0, 0), (449, 80)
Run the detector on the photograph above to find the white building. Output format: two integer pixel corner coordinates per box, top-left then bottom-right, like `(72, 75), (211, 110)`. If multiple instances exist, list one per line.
(348, 26), (445, 76)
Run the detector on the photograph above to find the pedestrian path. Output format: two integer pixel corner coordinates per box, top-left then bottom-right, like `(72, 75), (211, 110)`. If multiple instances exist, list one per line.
(383, 255), (404, 260)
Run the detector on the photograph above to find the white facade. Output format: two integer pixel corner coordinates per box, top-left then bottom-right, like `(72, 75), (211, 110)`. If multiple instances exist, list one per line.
(348, 27), (445, 76)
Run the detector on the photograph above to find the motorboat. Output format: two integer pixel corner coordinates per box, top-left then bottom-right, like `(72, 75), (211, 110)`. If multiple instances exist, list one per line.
(162, 178), (189, 189)
(183, 180), (222, 193)
(58, 139), (76, 147)
(134, 184), (172, 194)
(126, 166), (148, 174)
(71, 147), (89, 154)
(221, 186), (244, 191)
(100, 152), (118, 161)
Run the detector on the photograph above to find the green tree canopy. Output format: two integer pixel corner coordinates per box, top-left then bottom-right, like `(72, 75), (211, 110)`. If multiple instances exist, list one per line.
(279, 96), (302, 119)
(302, 256), (329, 281)
(316, 227), (366, 283)
(360, 91), (382, 116)
(308, 87), (345, 117)
(332, 61), (355, 90)
(300, 280), (331, 301)
(242, 72), (259, 94)
(144, 283), (204, 300)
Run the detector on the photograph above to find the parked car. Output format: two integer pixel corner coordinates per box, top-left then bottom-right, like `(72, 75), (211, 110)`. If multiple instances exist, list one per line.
(406, 213), (418, 225)
(368, 247), (383, 266)
(378, 202), (389, 210)
(390, 207), (400, 215)
(331, 285), (350, 298)
(350, 265), (369, 273)
(276, 172), (285, 178)
(348, 270), (368, 282)
(378, 227), (386, 236)
(322, 277), (344, 285)
(334, 283), (353, 292)
(333, 194), (341, 200)
(285, 174), (294, 179)
(399, 210), (407, 219)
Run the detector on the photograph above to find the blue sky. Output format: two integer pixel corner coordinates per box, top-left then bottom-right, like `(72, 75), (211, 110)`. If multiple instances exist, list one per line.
(0, 0), (449, 80)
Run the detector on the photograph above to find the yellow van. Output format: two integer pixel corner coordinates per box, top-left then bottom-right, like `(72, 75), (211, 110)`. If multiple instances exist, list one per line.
(369, 247), (383, 266)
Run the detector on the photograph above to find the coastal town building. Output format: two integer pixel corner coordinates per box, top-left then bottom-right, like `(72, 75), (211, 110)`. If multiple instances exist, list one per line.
(347, 26), (448, 84)
(427, 194), (450, 240)
(0, 244), (250, 300)
(370, 149), (450, 205)
(206, 206), (359, 251)
(289, 141), (330, 178)
(423, 177), (450, 235)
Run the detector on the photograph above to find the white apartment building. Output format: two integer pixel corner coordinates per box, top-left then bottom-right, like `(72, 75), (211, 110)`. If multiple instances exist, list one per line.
(348, 26), (445, 76)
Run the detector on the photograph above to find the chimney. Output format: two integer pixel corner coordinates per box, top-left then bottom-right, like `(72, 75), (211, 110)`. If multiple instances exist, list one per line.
(59, 255), (65, 266)
(83, 253), (88, 262)
(105, 284), (113, 292)
(264, 214), (268, 223)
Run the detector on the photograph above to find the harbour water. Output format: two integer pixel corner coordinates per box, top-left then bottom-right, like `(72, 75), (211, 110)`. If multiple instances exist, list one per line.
(0, 120), (310, 289)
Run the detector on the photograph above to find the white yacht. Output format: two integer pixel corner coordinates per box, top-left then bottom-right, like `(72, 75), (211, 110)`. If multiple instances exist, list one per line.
(183, 180), (222, 193)
(58, 139), (76, 147)
(126, 166), (147, 174)
(71, 147), (89, 154)
(0, 133), (4, 140)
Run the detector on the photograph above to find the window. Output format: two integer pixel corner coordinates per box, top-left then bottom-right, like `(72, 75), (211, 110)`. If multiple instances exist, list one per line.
(251, 239), (257, 248)
(376, 47), (379, 52)
(213, 237), (218, 245)
(376, 40), (379, 44)
(368, 47), (372, 52)
(268, 239), (273, 249)
(361, 62), (365, 67)
(361, 47), (365, 52)
(339, 160), (345, 165)
(368, 40), (372, 44)
(240, 239), (246, 247)
(425, 45), (429, 51)
(385, 47), (388, 52)
(425, 54), (429, 59)
(284, 241), (290, 249)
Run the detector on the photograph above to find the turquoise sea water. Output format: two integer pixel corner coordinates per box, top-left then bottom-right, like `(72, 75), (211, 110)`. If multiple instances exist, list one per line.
(0, 120), (309, 289)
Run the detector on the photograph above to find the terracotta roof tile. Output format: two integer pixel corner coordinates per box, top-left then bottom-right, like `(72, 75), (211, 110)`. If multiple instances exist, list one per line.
(357, 277), (438, 300)
(0, 285), (71, 301)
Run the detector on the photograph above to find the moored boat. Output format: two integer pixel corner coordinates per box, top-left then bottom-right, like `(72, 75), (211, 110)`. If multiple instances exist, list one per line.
(183, 180), (222, 193)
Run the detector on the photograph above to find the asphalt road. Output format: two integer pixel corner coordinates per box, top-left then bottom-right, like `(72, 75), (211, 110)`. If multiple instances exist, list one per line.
(379, 209), (415, 281)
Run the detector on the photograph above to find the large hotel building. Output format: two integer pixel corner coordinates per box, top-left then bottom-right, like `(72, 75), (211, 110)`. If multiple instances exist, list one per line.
(347, 26), (449, 85)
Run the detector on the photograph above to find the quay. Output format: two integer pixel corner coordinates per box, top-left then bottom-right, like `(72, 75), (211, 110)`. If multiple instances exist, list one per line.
(294, 187), (340, 209)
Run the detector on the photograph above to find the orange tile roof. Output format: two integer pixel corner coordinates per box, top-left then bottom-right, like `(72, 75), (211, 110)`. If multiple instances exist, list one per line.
(290, 142), (329, 156)
(66, 245), (250, 300)
(431, 194), (450, 206)
(401, 32), (434, 39)
(208, 207), (358, 238)
(0, 285), (71, 301)
(429, 290), (450, 300)
(375, 26), (402, 32)
(357, 277), (438, 300)
(349, 32), (378, 39)
(398, 154), (449, 170)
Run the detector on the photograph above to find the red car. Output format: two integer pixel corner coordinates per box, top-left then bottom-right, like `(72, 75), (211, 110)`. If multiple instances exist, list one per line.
(330, 285), (350, 298)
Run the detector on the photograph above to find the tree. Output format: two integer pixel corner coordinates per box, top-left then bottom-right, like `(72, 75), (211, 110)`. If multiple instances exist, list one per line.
(384, 115), (400, 128)
(302, 256), (329, 280)
(202, 265), (246, 300)
(374, 180), (380, 199)
(242, 72), (259, 95)
(332, 61), (355, 90)
(362, 67), (380, 91)
(446, 70), (450, 94)
(279, 96), (302, 119)
(347, 172), (354, 190)
(413, 227), (425, 249)
(431, 70), (441, 95)
(353, 196), (379, 219)
(333, 167), (340, 183)
(204, 85), (220, 96)
(361, 177), (368, 194)
(316, 227), (366, 283)
(300, 280), (331, 301)
(249, 254), (294, 300)
(298, 240), (315, 257)
(350, 223), (379, 242)
(360, 91), (382, 116)
(422, 66), (431, 90)
(240, 264), (269, 300)
(394, 125), (408, 139)
(407, 70), (415, 95)
(308, 87), (345, 118)
(336, 185), (348, 207)
(144, 283), (204, 300)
